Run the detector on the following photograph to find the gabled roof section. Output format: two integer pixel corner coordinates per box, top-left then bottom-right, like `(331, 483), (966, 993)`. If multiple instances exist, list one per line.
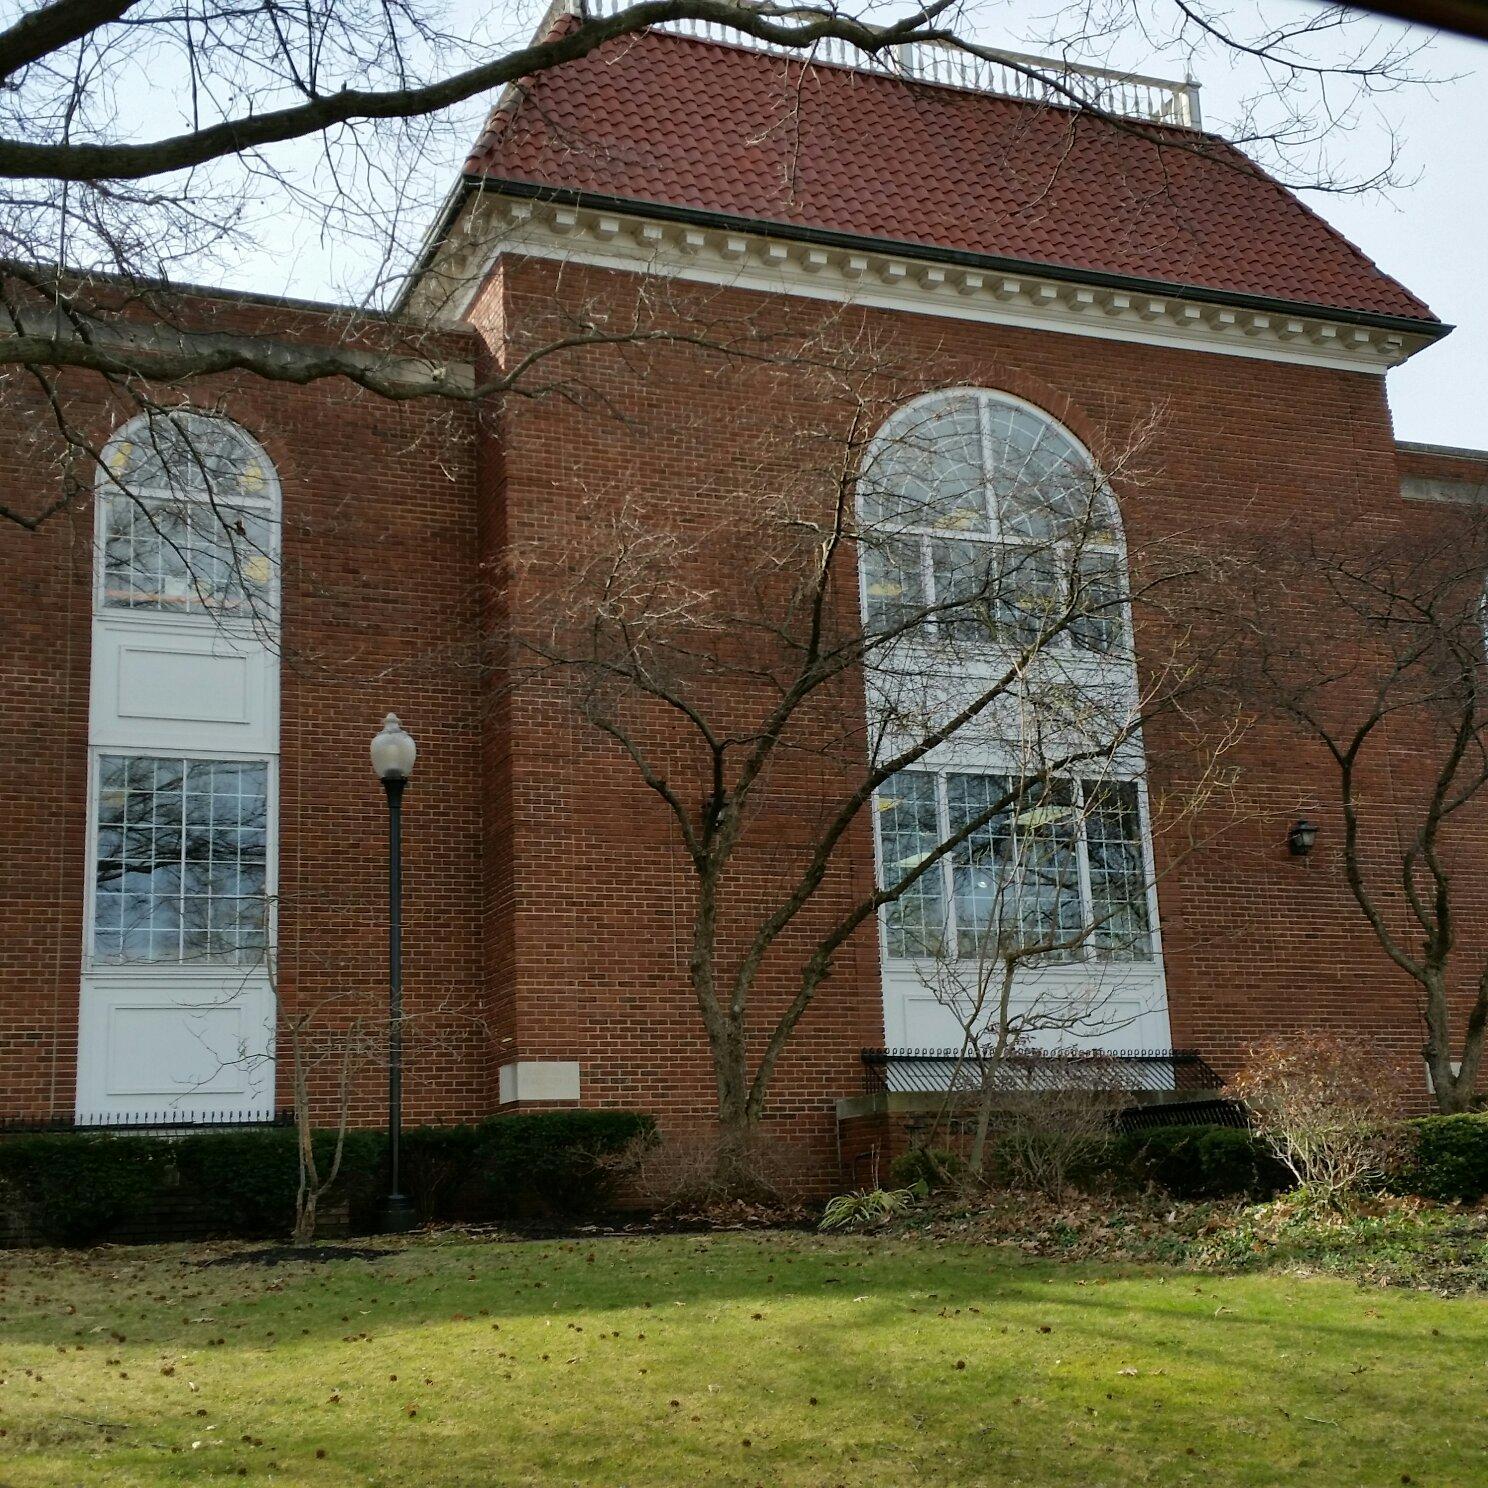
(464, 23), (1437, 327)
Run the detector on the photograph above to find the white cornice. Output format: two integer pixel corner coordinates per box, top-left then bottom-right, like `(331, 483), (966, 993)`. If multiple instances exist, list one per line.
(437, 193), (1434, 376)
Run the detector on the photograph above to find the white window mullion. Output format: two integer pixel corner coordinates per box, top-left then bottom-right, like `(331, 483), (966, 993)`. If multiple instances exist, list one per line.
(936, 770), (957, 956)
(177, 759), (190, 963)
(979, 394), (997, 539)
(1072, 777), (1095, 963)
(919, 534), (936, 637)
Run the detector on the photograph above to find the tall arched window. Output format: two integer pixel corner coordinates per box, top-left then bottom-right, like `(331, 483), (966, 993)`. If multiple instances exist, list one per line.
(97, 411), (279, 617)
(79, 409), (281, 1118)
(857, 390), (1166, 1049)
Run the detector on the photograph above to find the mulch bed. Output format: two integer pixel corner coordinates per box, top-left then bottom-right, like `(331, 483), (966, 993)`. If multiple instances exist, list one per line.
(196, 1244), (388, 1267)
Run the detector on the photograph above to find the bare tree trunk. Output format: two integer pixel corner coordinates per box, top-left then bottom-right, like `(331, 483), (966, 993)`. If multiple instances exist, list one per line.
(292, 1020), (319, 1244)
(966, 965), (1018, 1177)
(1423, 966), (1487, 1113)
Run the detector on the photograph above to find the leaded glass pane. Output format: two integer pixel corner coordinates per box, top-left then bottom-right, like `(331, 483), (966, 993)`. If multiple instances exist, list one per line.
(875, 771), (946, 957)
(92, 754), (269, 966)
(995, 545), (1061, 645)
(1007, 780), (1083, 960)
(106, 413), (266, 500)
(1070, 550), (1126, 654)
(99, 412), (275, 615)
(861, 537), (928, 637)
(861, 398), (986, 532)
(945, 772), (1012, 957)
(930, 539), (1000, 644)
(1083, 779), (1153, 960)
(102, 494), (273, 614)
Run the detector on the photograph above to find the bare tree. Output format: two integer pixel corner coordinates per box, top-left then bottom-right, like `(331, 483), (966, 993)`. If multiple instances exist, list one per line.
(912, 751), (1233, 1176)
(1239, 511), (1488, 1113)
(509, 336), (1219, 1187)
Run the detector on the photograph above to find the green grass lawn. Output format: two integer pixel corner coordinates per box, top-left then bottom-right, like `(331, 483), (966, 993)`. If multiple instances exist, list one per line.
(2, 1230), (1485, 1486)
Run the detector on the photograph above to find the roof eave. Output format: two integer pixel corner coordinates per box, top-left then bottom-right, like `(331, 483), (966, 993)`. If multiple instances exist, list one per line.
(472, 175), (1450, 341)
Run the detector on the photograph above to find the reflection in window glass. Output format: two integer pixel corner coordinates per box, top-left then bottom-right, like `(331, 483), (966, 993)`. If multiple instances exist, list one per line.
(93, 755), (269, 966)
(1084, 780), (1153, 959)
(1070, 551), (1126, 655)
(875, 770), (1152, 965)
(876, 771), (946, 957)
(861, 537), (928, 637)
(102, 495), (274, 614)
(858, 392), (1125, 652)
(98, 412), (277, 616)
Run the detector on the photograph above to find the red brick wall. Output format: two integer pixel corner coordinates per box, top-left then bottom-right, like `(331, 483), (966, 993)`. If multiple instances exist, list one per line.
(2, 261), (1481, 1173)
(471, 253), (1482, 1158)
(0, 412), (92, 1117)
(0, 293), (491, 1126)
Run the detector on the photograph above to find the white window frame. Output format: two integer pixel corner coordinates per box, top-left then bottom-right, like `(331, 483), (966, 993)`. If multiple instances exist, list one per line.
(858, 388), (1132, 664)
(78, 410), (282, 1119)
(92, 410), (282, 628)
(81, 747), (280, 977)
(857, 388), (1171, 1050)
(873, 765), (1163, 968)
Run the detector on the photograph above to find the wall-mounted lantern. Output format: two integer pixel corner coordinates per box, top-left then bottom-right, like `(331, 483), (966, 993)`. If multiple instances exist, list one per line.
(1287, 818), (1318, 857)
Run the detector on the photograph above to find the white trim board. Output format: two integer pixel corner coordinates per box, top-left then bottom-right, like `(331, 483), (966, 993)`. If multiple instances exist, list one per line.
(446, 194), (1434, 376)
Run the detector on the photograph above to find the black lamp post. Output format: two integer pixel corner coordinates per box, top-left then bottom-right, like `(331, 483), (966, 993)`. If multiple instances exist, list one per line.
(371, 713), (417, 1233)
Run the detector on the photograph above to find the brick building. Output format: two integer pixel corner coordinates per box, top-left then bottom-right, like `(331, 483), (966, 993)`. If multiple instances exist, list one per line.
(3, 14), (1484, 1180)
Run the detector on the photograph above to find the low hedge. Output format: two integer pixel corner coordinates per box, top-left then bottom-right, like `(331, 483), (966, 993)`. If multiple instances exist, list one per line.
(1396, 1113), (1488, 1203)
(0, 1133), (165, 1245)
(173, 1128), (386, 1237)
(399, 1109), (656, 1219)
(468, 1109), (655, 1214)
(0, 1110), (656, 1246)
(1116, 1124), (1289, 1200)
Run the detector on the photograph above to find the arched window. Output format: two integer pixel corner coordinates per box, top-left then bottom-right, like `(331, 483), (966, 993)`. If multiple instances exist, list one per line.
(96, 411), (279, 617)
(858, 391), (1157, 977)
(858, 389), (1125, 655)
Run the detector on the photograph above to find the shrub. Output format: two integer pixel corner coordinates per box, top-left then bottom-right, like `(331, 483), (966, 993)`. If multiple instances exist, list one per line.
(889, 1146), (965, 1193)
(400, 1123), (484, 1218)
(1396, 1113), (1488, 1203)
(992, 1088), (1122, 1198)
(173, 1128), (384, 1237)
(1229, 1034), (1407, 1204)
(0, 1134), (163, 1244)
(468, 1111), (657, 1216)
(1118, 1124), (1289, 1199)
(819, 1187), (917, 1231)
(0, 1111), (657, 1247)
(600, 1126), (817, 1212)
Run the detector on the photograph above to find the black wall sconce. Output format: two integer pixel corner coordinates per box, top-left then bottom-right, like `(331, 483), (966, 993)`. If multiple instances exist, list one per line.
(1288, 818), (1318, 857)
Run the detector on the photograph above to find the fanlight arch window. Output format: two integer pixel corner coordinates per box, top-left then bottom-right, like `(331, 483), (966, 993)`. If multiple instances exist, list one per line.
(858, 390), (1154, 968)
(96, 411), (279, 617)
(858, 390), (1126, 656)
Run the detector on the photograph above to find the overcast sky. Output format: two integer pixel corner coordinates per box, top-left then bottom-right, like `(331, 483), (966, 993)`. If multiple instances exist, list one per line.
(1151, 8), (1485, 452)
(1313, 26), (1487, 449)
(224, 1), (1484, 451)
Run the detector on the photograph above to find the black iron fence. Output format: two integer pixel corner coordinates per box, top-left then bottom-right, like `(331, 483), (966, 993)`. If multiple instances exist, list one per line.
(0, 1109), (293, 1135)
(861, 1047), (1224, 1097)
(1115, 1097), (1251, 1131)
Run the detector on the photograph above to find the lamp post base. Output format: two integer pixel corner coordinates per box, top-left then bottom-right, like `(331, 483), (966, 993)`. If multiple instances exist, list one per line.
(381, 1193), (417, 1234)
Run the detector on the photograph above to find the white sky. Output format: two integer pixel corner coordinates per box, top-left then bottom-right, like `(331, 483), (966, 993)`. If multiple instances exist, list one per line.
(1311, 29), (1487, 449)
(219, 1), (1485, 451)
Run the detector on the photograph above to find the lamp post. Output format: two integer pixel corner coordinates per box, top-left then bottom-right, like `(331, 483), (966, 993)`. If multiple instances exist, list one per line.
(371, 713), (417, 1233)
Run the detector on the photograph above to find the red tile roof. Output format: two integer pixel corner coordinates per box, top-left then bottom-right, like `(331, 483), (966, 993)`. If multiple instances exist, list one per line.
(465, 25), (1436, 325)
